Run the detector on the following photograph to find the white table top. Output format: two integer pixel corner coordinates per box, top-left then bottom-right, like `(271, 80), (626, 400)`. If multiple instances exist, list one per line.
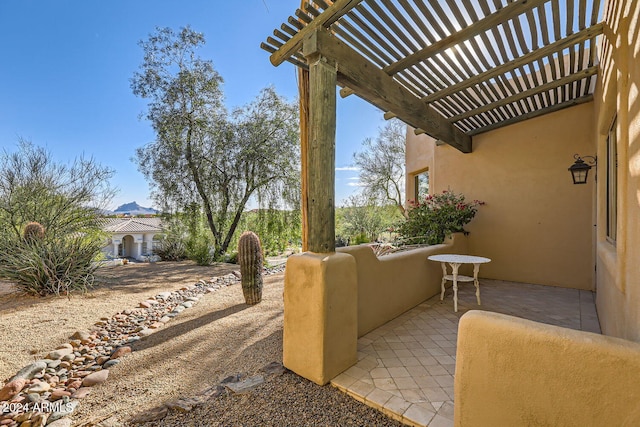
(428, 254), (491, 264)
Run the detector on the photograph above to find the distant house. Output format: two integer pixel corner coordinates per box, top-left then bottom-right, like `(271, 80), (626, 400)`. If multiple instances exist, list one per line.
(101, 217), (163, 260)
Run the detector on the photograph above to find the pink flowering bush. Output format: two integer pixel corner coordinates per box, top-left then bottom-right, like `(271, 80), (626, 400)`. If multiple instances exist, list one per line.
(398, 190), (484, 245)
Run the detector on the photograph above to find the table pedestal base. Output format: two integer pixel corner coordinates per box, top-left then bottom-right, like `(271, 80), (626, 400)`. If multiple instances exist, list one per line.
(439, 263), (482, 312)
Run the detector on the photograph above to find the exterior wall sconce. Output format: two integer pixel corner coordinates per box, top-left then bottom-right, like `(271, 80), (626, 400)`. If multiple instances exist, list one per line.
(568, 154), (597, 184)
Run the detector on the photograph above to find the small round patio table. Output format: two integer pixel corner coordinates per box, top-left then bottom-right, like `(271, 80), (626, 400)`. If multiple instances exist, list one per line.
(428, 254), (491, 312)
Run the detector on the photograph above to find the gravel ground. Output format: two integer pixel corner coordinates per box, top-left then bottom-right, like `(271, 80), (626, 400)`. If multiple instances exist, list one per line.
(145, 371), (402, 427)
(1, 262), (402, 426)
(0, 261), (238, 383)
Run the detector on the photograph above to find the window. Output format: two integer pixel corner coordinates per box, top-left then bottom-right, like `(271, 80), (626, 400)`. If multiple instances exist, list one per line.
(606, 116), (617, 243)
(414, 170), (430, 201)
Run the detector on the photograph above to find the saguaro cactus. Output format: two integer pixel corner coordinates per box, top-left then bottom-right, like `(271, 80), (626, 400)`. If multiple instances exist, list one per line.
(238, 231), (263, 305)
(23, 221), (45, 242)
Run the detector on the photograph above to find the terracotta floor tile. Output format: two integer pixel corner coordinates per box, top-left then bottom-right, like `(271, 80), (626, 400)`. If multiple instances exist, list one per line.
(370, 367), (390, 379)
(387, 366), (411, 378)
(332, 279), (600, 426)
(394, 376), (419, 390)
(403, 403), (436, 426)
(373, 377), (397, 391)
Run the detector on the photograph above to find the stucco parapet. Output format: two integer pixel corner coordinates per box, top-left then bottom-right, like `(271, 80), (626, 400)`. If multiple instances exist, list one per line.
(459, 310), (640, 354)
(455, 310), (640, 426)
(283, 251), (358, 385)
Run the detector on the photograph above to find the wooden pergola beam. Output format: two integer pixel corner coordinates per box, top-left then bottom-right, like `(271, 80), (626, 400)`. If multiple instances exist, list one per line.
(340, 87), (355, 98)
(305, 28), (471, 153)
(467, 94), (594, 136)
(423, 23), (604, 104)
(451, 66), (598, 122)
(270, 0), (363, 66)
(384, 0), (550, 75)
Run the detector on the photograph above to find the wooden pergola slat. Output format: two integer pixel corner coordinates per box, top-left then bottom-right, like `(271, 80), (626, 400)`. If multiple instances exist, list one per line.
(304, 27), (471, 152)
(424, 23), (603, 104)
(468, 93), (595, 136)
(451, 66), (598, 122)
(384, 0), (550, 75)
(262, 0), (603, 159)
(270, 0), (363, 66)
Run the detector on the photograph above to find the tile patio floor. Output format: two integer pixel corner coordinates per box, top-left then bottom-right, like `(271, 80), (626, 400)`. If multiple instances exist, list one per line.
(331, 279), (601, 427)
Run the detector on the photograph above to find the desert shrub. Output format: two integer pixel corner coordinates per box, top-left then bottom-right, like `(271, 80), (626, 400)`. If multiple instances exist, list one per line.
(224, 251), (238, 264)
(187, 235), (214, 266)
(353, 233), (371, 245)
(335, 235), (349, 247)
(155, 236), (187, 261)
(336, 195), (403, 245)
(229, 209), (301, 257)
(0, 142), (114, 295)
(0, 234), (103, 296)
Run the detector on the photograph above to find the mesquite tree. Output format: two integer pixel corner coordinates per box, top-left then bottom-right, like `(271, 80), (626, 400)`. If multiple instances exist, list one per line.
(132, 27), (299, 259)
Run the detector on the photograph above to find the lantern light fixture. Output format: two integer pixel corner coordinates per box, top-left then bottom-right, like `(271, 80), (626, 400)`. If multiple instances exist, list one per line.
(568, 154), (597, 184)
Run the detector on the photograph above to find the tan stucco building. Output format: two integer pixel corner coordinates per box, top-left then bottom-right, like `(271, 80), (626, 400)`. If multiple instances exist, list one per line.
(405, 0), (640, 343)
(101, 217), (162, 260)
(265, 0), (640, 424)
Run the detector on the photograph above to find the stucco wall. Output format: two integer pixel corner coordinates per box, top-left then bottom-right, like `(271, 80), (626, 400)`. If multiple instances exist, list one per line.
(283, 252), (358, 385)
(338, 233), (469, 336)
(454, 311), (640, 426)
(594, 0), (640, 341)
(283, 235), (470, 384)
(406, 103), (595, 289)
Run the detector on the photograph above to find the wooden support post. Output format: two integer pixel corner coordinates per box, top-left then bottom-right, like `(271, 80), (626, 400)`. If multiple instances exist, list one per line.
(305, 51), (337, 253)
(298, 68), (310, 252)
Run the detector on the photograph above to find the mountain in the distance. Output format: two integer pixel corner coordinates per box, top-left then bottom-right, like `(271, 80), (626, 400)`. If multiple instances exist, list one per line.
(112, 201), (158, 216)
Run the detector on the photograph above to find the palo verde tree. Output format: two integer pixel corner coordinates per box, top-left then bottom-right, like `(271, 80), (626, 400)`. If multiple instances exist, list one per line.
(0, 141), (115, 295)
(132, 27), (299, 259)
(353, 118), (407, 216)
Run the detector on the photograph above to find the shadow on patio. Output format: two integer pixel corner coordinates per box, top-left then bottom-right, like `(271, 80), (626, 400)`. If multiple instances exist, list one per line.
(331, 279), (600, 427)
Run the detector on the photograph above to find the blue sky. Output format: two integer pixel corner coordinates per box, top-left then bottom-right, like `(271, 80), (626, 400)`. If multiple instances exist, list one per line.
(0, 1), (385, 210)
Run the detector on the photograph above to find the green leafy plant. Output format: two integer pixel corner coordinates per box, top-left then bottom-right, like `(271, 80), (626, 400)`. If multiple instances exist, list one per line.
(335, 194), (403, 246)
(223, 251), (238, 264)
(228, 209), (301, 257)
(398, 190), (484, 245)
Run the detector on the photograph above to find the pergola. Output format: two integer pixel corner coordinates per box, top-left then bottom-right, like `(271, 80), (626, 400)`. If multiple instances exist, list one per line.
(261, 0), (603, 252)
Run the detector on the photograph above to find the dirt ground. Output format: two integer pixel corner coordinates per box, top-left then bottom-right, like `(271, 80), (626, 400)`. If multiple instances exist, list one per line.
(0, 260), (402, 426)
(0, 261), (239, 382)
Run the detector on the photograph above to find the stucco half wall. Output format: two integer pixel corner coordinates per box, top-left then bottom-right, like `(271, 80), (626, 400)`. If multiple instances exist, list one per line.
(338, 233), (469, 337)
(454, 310), (640, 426)
(406, 102), (595, 290)
(283, 234), (470, 385)
(283, 252), (358, 385)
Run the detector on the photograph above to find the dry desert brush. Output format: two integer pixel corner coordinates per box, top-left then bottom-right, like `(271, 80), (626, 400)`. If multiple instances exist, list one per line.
(0, 231), (104, 295)
(0, 141), (114, 295)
